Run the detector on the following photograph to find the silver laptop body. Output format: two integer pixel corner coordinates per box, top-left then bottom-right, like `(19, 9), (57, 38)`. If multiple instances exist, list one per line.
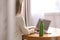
(36, 19), (51, 33)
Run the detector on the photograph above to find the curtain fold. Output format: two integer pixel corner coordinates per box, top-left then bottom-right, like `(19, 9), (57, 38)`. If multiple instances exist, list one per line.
(24, 0), (31, 26)
(0, 0), (15, 40)
(0, 0), (8, 40)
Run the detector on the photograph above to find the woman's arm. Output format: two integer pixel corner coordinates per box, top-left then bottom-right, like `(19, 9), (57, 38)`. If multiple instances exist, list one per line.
(16, 16), (35, 35)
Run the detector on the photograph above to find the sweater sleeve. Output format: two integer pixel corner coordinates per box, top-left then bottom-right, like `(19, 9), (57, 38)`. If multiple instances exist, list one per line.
(16, 16), (35, 35)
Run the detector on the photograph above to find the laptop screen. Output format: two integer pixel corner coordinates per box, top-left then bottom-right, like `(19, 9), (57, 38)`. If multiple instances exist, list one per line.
(36, 19), (51, 31)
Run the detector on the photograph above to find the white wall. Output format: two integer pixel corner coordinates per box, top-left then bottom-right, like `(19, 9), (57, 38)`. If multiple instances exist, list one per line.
(30, 0), (60, 26)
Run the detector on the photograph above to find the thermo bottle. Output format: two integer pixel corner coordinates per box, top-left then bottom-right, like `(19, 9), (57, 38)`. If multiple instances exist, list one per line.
(39, 20), (44, 36)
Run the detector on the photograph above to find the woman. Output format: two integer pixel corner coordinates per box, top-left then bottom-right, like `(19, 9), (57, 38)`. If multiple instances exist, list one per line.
(15, 0), (35, 40)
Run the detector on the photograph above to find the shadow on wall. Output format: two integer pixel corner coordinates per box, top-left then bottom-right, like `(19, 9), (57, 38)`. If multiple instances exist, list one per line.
(44, 13), (60, 28)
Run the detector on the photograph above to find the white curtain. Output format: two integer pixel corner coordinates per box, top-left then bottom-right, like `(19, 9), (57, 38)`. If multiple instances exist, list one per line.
(7, 0), (15, 40)
(0, 0), (15, 40)
(23, 0), (31, 26)
(0, 0), (8, 40)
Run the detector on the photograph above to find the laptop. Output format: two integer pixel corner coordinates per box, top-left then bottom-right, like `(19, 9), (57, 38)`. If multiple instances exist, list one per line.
(36, 19), (51, 34)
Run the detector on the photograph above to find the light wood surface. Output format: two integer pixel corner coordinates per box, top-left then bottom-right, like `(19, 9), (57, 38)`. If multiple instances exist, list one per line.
(22, 27), (60, 40)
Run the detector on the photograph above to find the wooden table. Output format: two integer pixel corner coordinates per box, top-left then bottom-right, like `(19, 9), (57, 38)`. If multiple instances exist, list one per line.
(22, 27), (60, 40)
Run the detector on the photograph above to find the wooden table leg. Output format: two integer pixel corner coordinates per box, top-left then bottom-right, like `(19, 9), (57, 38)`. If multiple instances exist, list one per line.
(22, 38), (24, 40)
(22, 37), (24, 40)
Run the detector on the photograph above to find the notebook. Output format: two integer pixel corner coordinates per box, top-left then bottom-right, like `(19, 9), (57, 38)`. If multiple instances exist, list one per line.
(36, 19), (51, 34)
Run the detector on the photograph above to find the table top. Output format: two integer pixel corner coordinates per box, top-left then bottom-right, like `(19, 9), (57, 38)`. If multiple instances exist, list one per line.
(23, 27), (60, 38)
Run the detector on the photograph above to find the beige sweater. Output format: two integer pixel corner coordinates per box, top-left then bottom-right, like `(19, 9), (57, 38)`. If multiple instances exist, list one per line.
(15, 16), (34, 40)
